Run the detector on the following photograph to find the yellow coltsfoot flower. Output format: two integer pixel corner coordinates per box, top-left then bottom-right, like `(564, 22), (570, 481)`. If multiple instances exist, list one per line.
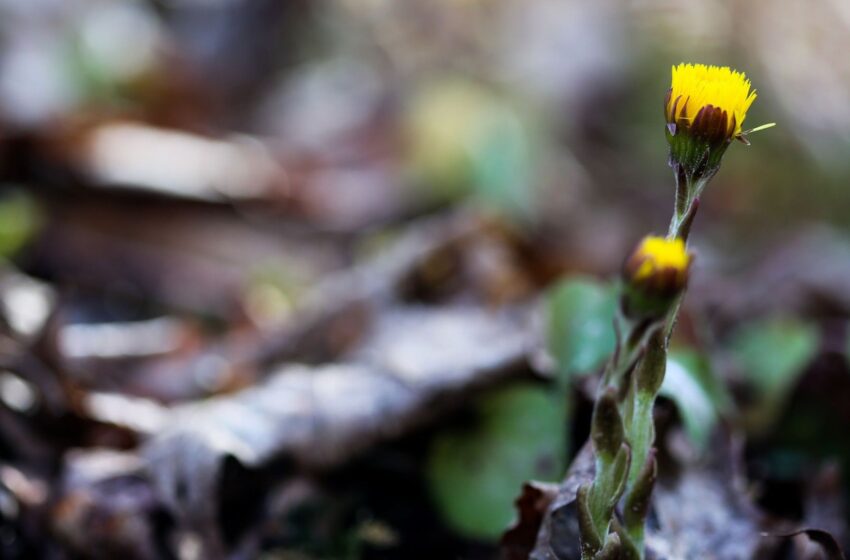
(666, 63), (756, 143)
(622, 235), (692, 320)
(664, 63), (772, 185)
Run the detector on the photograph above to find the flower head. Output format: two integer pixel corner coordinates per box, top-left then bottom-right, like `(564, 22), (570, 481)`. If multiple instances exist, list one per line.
(664, 63), (769, 184)
(622, 236), (692, 319)
(666, 63), (757, 143)
(628, 236), (690, 283)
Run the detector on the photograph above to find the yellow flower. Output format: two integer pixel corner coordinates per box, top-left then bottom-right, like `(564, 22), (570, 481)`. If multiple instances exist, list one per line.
(666, 63), (757, 142)
(622, 236), (692, 319)
(630, 236), (690, 281)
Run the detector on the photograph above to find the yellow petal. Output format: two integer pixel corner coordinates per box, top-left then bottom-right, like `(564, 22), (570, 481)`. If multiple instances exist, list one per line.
(667, 63), (757, 138)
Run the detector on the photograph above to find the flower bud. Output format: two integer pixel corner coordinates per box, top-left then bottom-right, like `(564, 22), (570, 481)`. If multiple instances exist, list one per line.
(622, 236), (692, 320)
(576, 484), (602, 556)
(591, 387), (624, 461)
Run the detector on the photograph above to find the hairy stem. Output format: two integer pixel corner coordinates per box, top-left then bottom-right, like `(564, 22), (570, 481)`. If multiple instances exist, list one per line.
(584, 161), (710, 558)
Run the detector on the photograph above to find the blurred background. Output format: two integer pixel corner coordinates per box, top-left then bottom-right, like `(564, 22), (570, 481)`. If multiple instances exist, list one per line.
(0, 0), (849, 558)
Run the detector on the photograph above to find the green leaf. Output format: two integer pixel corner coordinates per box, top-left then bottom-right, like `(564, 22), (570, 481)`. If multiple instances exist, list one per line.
(405, 78), (536, 220)
(426, 383), (567, 540)
(0, 191), (41, 258)
(468, 104), (535, 220)
(730, 317), (819, 432)
(669, 349), (732, 413)
(546, 278), (617, 383)
(660, 351), (721, 451)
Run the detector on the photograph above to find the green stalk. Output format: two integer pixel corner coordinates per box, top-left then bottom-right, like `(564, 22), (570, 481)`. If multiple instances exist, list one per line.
(584, 159), (715, 558)
(667, 170), (710, 242)
(619, 166), (708, 557)
(625, 393), (654, 488)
